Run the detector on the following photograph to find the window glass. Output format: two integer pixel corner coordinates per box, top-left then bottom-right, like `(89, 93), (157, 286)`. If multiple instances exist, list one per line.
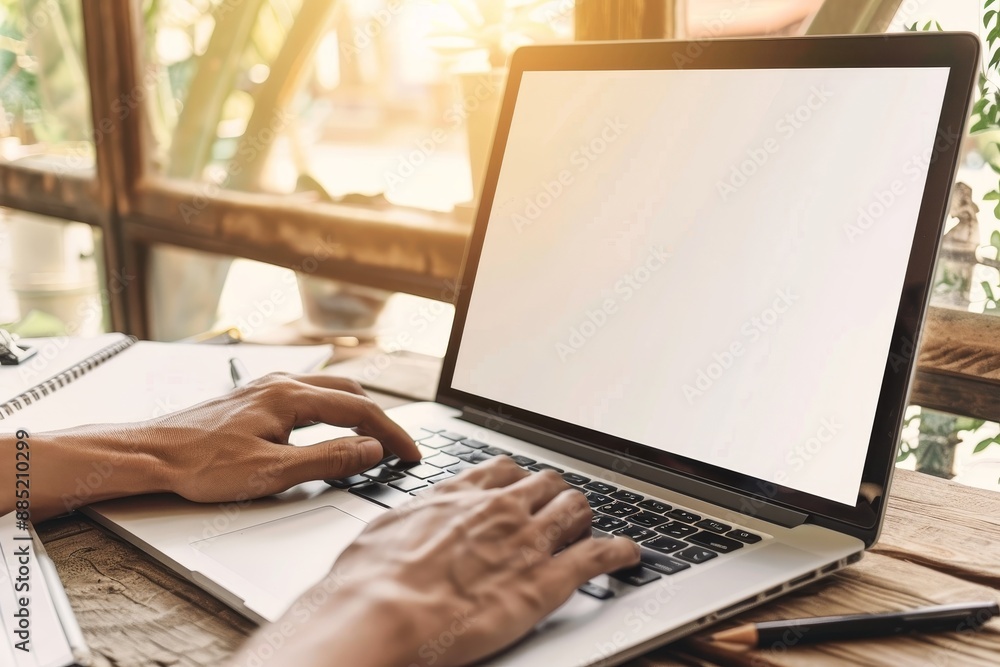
(141, 0), (574, 213)
(0, 0), (94, 175)
(0, 208), (107, 337)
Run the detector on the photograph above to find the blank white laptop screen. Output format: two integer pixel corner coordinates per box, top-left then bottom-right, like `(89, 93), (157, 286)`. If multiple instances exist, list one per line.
(452, 67), (951, 505)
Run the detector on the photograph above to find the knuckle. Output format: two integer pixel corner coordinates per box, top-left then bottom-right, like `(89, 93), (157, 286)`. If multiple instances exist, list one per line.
(342, 379), (365, 394)
(354, 395), (380, 414)
(567, 490), (592, 517)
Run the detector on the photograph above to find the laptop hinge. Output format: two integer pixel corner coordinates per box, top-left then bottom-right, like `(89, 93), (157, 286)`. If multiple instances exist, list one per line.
(461, 407), (808, 528)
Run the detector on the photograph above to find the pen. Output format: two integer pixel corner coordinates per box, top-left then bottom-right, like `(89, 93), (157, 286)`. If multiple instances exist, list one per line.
(31, 526), (93, 665)
(709, 601), (1000, 647)
(230, 357), (251, 388)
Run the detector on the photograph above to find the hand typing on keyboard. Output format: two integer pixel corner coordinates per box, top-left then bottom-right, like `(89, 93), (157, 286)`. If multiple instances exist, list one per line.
(230, 456), (640, 667)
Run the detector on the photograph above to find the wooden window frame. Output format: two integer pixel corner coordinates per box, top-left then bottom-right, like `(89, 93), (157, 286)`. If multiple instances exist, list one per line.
(0, 0), (997, 423)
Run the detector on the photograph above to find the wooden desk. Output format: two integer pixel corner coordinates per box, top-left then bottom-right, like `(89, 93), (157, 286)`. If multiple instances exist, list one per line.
(37, 384), (1000, 667)
(37, 465), (1000, 666)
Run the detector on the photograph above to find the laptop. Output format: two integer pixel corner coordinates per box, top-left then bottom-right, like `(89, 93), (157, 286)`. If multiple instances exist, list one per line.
(85, 33), (979, 666)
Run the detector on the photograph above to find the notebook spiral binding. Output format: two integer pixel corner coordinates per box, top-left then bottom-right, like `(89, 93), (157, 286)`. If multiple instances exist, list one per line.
(0, 336), (138, 421)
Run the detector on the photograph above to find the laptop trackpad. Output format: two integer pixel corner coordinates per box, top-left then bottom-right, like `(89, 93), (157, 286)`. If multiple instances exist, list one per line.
(192, 506), (368, 601)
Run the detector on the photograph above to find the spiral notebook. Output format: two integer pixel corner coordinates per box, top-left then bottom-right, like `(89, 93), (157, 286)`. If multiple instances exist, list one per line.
(0, 334), (333, 433)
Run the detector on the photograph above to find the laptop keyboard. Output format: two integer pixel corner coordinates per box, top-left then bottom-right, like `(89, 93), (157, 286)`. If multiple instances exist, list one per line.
(326, 426), (766, 599)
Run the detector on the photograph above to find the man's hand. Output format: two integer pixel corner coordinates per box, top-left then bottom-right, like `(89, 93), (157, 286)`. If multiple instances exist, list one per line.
(232, 457), (641, 667)
(137, 373), (421, 503)
(15, 373), (420, 520)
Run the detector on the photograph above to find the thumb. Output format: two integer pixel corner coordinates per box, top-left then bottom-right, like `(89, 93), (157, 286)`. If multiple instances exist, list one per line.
(284, 436), (385, 484)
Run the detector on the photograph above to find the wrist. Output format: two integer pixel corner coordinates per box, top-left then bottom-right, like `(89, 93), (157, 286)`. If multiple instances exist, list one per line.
(47, 422), (172, 511)
(252, 581), (419, 667)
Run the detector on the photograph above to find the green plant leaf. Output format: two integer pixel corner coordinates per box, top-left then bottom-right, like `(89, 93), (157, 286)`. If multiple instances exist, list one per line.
(986, 10), (997, 28)
(982, 280), (996, 301)
(983, 190), (1000, 201)
(973, 435), (1000, 454)
(992, 229), (1000, 248)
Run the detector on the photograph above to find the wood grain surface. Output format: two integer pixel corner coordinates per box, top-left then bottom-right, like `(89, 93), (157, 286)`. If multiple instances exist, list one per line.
(36, 467), (1000, 667)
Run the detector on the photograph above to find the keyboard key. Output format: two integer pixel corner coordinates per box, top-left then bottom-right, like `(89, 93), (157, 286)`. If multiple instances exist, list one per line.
(363, 467), (403, 483)
(427, 472), (454, 483)
(482, 446), (511, 456)
(407, 464), (448, 479)
(510, 455), (536, 467)
(694, 519), (732, 534)
(446, 461), (477, 474)
(382, 457), (419, 472)
(389, 476), (428, 493)
(459, 450), (494, 464)
(629, 512), (670, 528)
(726, 529), (763, 544)
(613, 525), (658, 542)
(643, 535), (687, 554)
(349, 483), (413, 509)
(425, 453), (461, 468)
(657, 521), (699, 538)
(578, 581), (614, 600)
(420, 426), (444, 433)
(597, 502), (640, 518)
(562, 473), (591, 486)
(640, 549), (691, 575)
(530, 463), (565, 473)
(325, 474), (368, 489)
(418, 434), (454, 449)
(592, 515), (628, 532)
(584, 481), (617, 494)
(586, 492), (613, 507)
(674, 546), (717, 564)
(416, 444), (438, 458)
(666, 509), (701, 523)
(686, 531), (744, 554)
(441, 443), (474, 457)
(460, 439), (489, 449)
(403, 425), (433, 440)
(438, 431), (468, 441)
(636, 499), (671, 514)
(610, 490), (643, 504)
(611, 566), (661, 587)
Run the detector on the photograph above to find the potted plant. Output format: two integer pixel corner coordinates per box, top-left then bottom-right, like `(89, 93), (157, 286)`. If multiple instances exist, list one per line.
(429, 0), (572, 214)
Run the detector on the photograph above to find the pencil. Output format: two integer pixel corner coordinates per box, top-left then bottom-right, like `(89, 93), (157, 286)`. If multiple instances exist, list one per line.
(709, 602), (999, 648)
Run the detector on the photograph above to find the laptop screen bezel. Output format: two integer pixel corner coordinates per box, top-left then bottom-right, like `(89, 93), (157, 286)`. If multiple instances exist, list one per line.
(435, 34), (979, 540)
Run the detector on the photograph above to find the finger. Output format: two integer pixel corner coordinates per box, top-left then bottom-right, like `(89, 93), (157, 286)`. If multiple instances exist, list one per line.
(430, 456), (529, 493)
(504, 469), (569, 513)
(533, 536), (640, 605)
(525, 488), (593, 554)
(293, 388), (420, 461)
(281, 435), (385, 485)
(290, 374), (369, 397)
